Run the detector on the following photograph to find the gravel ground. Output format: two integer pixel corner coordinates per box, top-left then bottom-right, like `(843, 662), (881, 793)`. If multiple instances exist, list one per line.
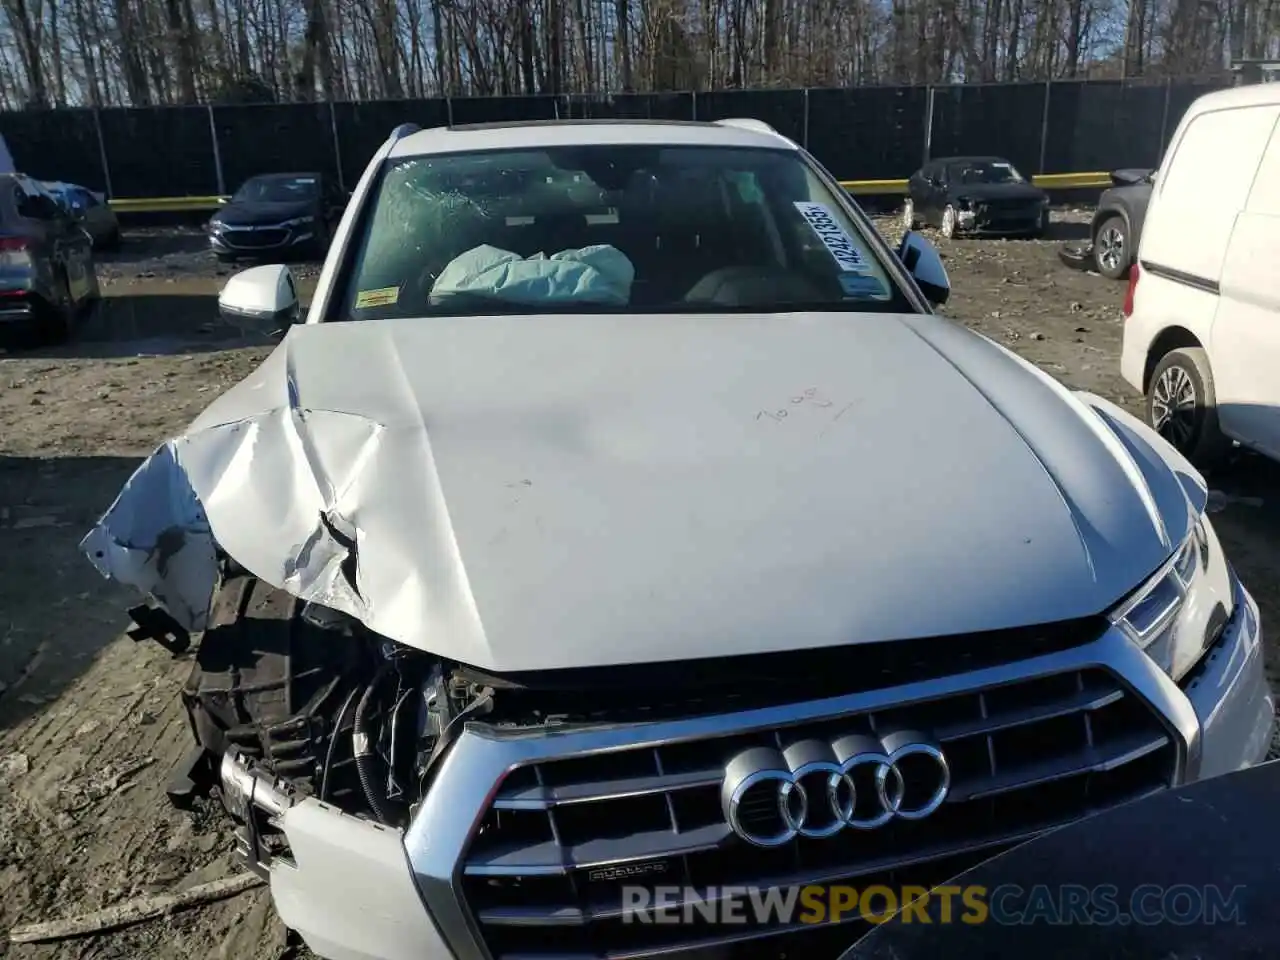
(1, 211), (1278, 959)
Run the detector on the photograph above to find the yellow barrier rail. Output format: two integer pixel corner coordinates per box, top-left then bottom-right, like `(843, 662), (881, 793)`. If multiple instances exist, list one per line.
(106, 171), (1115, 212)
(838, 171), (1113, 195)
(109, 196), (227, 213)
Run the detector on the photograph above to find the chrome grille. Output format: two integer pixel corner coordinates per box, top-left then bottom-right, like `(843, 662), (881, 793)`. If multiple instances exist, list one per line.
(459, 667), (1175, 959)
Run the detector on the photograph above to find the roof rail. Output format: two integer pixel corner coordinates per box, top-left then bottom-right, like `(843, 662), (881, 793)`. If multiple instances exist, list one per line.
(713, 118), (778, 135)
(389, 123), (421, 142)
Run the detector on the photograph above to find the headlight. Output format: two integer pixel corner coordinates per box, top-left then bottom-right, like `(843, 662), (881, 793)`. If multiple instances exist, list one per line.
(282, 215), (315, 227)
(1109, 513), (1236, 681)
(207, 220), (224, 234)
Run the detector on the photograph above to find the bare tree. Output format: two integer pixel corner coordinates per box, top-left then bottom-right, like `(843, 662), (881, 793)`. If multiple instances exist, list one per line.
(0, 0), (1245, 107)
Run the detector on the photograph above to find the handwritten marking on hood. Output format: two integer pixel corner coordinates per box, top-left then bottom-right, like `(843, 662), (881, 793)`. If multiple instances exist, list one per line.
(761, 388), (841, 424)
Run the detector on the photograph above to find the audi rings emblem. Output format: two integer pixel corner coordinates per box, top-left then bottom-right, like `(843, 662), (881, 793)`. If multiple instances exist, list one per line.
(720, 731), (951, 848)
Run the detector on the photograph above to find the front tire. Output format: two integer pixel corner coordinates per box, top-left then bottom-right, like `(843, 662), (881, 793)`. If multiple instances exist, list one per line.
(1147, 347), (1232, 469)
(940, 204), (957, 239)
(1093, 215), (1131, 280)
(901, 199), (920, 231)
(1028, 207), (1051, 239)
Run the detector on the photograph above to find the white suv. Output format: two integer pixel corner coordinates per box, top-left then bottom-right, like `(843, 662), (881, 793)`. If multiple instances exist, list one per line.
(84, 118), (1272, 960)
(1121, 83), (1280, 467)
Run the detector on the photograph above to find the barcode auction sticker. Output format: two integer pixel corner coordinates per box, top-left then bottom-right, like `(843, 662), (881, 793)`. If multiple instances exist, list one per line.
(794, 202), (868, 272)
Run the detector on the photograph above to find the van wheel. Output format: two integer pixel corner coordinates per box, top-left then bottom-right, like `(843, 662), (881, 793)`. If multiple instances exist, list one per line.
(1147, 347), (1232, 469)
(1093, 216), (1131, 280)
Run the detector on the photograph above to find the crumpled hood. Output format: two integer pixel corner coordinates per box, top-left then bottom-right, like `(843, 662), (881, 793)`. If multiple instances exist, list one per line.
(81, 312), (1203, 673)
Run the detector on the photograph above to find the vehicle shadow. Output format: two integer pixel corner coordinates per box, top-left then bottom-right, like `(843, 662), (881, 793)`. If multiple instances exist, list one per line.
(1202, 446), (1280, 717)
(14, 293), (288, 360)
(0, 454), (143, 731)
(96, 228), (210, 265)
(1043, 220), (1090, 242)
(96, 228), (325, 274)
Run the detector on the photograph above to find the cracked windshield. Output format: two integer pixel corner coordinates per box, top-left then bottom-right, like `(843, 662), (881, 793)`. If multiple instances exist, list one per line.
(342, 145), (908, 317)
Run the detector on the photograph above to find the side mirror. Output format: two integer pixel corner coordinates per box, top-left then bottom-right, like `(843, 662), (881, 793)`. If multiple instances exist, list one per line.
(896, 231), (950, 306)
(218, 264), (300, 335)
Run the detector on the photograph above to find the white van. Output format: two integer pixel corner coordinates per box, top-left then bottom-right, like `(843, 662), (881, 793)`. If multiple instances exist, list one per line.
(1120, 83), (1280, 468)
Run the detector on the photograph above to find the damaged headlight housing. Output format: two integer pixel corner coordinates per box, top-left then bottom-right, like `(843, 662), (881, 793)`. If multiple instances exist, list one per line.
(1109, 512), (1237, 682)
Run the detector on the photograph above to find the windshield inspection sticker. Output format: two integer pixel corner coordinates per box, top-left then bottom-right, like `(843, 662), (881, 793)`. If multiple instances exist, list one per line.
(355, 286), (400, 309)
(794, 202), (868, 272)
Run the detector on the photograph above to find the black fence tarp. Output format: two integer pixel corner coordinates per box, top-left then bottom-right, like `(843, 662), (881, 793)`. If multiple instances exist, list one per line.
(695, 89), (806, 145)
(930, 83), (1048, 177)
(560, 92), (695, 120)
(806, 86), (930, 180)
(0, 78), (1237, 199)
(215, 102), (339, 192)
(0, 108), (106, 190)
(98, 106), (218, 197)
(450, 94), (561, 126)
(1042, 80), (1168, 173)
(1162, 78), (1234, 154)
(331, 99), (450, 187)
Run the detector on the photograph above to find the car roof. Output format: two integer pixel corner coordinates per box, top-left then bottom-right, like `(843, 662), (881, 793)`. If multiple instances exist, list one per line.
(932, 156), (1012, 165)
(1188, 83), (1280, 114)
(241, 171), (323, 182)
(388, 119), (798, 158)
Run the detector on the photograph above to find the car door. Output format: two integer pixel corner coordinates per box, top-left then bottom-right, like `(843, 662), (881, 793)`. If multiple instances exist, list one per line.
(912, 163), (935, 223)
(77, 188), (116, 243)
(19, 181), (95, 305)
(1211, 109), (1280, 458)
(11, 181), (64, 297)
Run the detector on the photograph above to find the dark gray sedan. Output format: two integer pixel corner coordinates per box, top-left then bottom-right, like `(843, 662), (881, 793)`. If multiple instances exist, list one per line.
(0, 173), (99, 346)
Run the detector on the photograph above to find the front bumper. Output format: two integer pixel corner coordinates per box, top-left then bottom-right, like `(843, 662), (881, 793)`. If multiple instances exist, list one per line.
(209, 223), (317, 257)
(223, 584), (1272, 960)
(954, 205), (1047, 236)
(0, 291), (37, 323)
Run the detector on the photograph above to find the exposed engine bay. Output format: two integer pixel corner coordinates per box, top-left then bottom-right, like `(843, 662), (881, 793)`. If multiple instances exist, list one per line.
(175, 567), (505, 846)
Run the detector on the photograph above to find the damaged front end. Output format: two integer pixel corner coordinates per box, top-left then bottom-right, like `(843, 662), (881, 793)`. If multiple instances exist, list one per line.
(76, 333), (512, 943)
(80, 402), (387, 639)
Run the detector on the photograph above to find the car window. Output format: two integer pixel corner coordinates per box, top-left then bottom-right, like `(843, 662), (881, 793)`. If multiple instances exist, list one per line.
(16, 186), (62, 221)
(339, 144), (911, 319)
(233, 175), (320, 203)
(950, 160), (1026, 185)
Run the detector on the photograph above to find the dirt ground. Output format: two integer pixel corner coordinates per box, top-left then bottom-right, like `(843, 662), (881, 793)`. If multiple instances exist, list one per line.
(1, 212), (1278, 959)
